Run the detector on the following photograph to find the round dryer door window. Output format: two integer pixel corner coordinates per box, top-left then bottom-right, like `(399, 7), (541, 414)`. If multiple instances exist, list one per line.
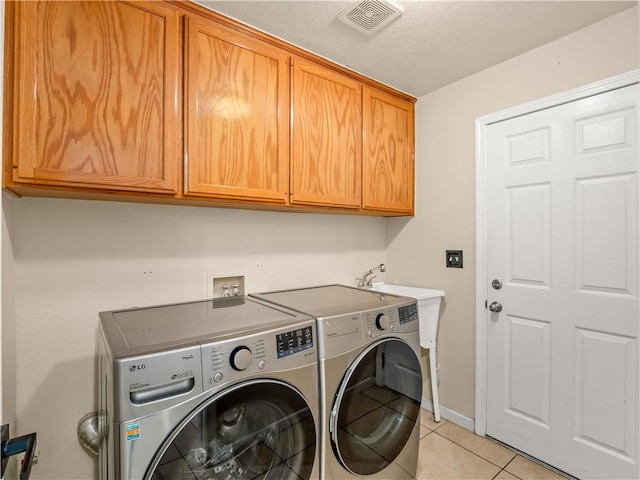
(146, 380), (316, 480)
(330, 338), (422, 476)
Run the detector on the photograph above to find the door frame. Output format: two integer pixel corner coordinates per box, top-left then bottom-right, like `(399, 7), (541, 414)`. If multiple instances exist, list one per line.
(474, 70), (640, 436)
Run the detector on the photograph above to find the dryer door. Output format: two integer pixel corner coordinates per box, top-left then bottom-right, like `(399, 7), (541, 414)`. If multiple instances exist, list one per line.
(330, 338), (422, 475)
(145, 379), (316, 480)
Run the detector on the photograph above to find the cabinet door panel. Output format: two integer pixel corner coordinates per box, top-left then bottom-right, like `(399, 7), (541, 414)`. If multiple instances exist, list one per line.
(363, 86), (414, 214)
(291, 58), (361, 208)
(12, 1), (180, 193)
(185, 18), (289, 203)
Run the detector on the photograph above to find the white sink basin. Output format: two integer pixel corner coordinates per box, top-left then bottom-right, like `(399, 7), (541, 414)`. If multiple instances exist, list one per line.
(370, 282), (445, 300)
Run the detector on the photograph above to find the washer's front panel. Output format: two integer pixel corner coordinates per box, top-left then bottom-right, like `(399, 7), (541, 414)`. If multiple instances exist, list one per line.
(116, 360), (319, 480)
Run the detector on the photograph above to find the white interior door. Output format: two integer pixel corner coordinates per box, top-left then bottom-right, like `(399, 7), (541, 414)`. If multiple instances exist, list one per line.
(485, 83), (639, 479)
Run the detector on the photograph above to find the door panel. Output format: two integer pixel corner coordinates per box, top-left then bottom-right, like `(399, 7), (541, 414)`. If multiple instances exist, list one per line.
(577, 174), (636, 294)
(485, 84), (639, 479)
(575, 329), (635, 457)
(507, 183), (551, 286)
(506, 315), (551, 426)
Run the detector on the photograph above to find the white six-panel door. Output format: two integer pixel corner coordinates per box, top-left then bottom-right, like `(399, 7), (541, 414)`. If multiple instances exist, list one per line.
(484, 83), (639, 479)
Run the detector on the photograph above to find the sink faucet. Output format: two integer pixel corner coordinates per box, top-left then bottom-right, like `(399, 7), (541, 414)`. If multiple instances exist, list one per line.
(357, 264), (386, 288)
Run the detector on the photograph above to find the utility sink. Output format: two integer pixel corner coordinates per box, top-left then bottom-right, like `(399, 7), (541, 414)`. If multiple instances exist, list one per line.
(371, 282), (446, 422)
(371, 282), (445, 302)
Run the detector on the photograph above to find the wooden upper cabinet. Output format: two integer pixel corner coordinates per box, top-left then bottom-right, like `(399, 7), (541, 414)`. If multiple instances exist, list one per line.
(8, 1), (181, 193)
(362, 86), (415, 214)
(290, 57), (361, 208)
(4, 1), (415, 215)
(184, 17), (289, 203)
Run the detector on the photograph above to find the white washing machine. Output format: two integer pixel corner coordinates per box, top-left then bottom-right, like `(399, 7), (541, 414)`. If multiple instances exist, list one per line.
(98, 296), (320, 480)
(251, 285), (423, 480)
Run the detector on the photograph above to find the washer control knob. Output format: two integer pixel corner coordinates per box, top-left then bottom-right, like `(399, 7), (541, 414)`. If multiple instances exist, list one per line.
(367, 330), (373, 338)
(375, 313), (390, 331)
(258, 360), (266, 370)
(213, 372), (223, 383)
(230, 346), (252, 371)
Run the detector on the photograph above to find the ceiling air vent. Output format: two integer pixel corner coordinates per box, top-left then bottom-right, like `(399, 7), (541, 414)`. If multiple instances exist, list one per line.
(337, 0), (403, 36)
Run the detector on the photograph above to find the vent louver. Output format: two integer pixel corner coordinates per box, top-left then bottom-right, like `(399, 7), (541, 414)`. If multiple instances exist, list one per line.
(337, 0), (402, 36)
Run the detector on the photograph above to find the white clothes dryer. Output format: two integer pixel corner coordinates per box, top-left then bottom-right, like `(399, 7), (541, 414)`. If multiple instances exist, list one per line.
(252, 285), (423, 480)
(98, 296), (319, 480)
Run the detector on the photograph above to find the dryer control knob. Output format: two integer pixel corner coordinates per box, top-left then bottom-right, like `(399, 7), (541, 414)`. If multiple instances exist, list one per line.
(375, 313), (390, 331)
(230, 346), (252, 371)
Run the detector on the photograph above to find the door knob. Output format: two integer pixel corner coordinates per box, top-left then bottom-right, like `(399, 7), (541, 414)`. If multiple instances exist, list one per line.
(488, 301), (503, 313)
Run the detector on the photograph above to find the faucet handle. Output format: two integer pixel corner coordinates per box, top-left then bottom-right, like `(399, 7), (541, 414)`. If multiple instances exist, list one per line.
(366, 275), (377, 287)
(356, 277), (365, 288)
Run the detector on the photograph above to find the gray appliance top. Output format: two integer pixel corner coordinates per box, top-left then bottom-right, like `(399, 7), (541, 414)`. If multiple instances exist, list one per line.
(251, 284), (413, 319)
(100, 296), (313, 358)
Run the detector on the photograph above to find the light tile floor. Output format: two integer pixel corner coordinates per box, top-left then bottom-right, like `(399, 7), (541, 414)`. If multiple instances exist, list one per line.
(416, 409), (567, 480)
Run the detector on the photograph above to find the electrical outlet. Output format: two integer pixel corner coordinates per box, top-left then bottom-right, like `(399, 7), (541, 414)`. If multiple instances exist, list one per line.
(446, 250), (463, 268)
(212, 276), (245, 298)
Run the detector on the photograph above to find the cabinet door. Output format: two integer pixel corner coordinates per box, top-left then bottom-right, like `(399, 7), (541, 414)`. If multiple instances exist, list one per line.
(10, 1), (180, 193)
(185, 18), (289, 203)
(291, 57), (361, 208)
(362, 86), (415, 214)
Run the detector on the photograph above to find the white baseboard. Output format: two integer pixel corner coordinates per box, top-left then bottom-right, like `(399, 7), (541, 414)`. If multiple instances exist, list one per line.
(421, 396), (475, 432)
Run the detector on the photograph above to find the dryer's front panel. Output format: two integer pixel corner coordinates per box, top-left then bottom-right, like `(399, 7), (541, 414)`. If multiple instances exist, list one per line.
(329, 338), (422, 476)
(145, 379), (317, 480)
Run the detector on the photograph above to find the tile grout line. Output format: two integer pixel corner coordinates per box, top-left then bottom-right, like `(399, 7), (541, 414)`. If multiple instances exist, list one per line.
(432, 430), (518, 471)
(491, 465), (523, 480)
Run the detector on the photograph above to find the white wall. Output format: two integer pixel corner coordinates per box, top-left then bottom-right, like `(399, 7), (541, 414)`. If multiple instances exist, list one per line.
(387, 6), (639, 419)
(13, 198), (386, 479)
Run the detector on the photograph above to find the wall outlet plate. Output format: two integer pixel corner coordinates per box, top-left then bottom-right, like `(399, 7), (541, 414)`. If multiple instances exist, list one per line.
(446, 250), (463, 268)
(212, 275), (245, 298)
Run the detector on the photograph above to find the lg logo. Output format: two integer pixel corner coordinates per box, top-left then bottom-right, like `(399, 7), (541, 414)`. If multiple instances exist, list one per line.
(129, 364), (146, 372)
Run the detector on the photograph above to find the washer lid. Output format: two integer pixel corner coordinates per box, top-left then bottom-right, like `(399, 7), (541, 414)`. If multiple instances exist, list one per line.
(100, 297), (311, 357)
(251, 284), (413, 319)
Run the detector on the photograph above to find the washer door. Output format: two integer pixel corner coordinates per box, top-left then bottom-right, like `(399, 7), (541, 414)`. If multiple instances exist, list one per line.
(330, 338), (422, 475)
(146, 379), (316, 480)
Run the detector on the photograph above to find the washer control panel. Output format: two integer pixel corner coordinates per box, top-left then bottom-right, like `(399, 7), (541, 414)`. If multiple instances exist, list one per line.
(363, 301), (419, 339)
(200, 320), (316, 390)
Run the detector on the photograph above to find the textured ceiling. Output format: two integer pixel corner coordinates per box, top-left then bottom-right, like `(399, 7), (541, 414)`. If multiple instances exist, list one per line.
(195, 0), (636, 97)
